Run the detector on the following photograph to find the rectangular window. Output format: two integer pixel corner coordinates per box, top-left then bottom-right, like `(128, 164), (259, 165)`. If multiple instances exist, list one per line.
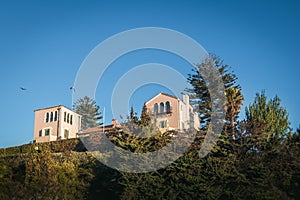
(160, 121), (165, 128)
(50, 112), (53, 122)
(64, 129), (69, 139)
(54, 111), (57, 121)
(64, 112), (66, 122)
(70, 115), (73, 125)
(45, 113), (49, 123)
(45, 128), (50, 136)
(39, 130), (42, 137)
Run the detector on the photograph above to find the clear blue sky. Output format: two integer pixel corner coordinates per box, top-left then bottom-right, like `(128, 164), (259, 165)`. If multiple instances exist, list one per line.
(0, 0), (299, 148)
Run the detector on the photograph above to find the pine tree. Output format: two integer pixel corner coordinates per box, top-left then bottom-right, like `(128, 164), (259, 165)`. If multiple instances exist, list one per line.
(73, 96), (103, 130)
(186, 54), (243, 134)
(129, 106), (139, 124)
(242, 91), (291, 150)
(140, 103), (151, 127)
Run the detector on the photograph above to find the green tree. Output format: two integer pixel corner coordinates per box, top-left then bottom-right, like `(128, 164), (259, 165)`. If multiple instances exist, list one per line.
(140, 103), (151, 127)
(225, 87), (244, 139)
(186, 54), (242, 132)
(73, 96), (103, 130)
(242, 91), (291, 151)
(129, 106), (139, 124)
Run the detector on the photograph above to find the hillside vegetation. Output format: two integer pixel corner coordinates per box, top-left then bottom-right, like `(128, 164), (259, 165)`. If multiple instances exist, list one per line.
(1, 127), (300, 200)
(0, 139), (122, 200)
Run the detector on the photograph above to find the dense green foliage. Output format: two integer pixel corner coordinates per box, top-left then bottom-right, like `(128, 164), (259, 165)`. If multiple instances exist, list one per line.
(1, 126), (299, 199)
(115, 92), (300, 199)
(0, 139), (86, 156)
(0, 140), (122, 200)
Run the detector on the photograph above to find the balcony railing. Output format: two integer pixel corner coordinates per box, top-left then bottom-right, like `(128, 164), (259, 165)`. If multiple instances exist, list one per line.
(149, 107), (172, 116)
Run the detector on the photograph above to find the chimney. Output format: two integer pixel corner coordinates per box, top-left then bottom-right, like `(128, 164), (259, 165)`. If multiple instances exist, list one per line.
(183, 94), (189, 105)
(112, 119), (119, 128)
(183, 94), (190, 129)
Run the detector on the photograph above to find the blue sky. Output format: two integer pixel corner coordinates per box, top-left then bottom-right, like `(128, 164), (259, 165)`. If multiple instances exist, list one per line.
(0, 0), (299, 147)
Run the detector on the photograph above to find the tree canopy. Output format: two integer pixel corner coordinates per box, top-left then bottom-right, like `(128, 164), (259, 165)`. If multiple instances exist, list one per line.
(186, 54), (243, 133)
(73, 96), (103, 130)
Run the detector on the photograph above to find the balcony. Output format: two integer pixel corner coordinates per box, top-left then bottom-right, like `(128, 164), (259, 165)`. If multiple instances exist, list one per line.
(149, 107), (172, 117)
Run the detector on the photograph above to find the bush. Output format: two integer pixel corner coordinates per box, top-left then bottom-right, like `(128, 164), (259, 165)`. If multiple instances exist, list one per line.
(0, 138), (87, 157)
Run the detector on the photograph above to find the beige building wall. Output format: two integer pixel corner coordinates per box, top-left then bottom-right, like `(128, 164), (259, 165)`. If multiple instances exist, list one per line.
(145, 93), (200, 131)
(33, 105), (81, 143)
(146, 93), (180, 130)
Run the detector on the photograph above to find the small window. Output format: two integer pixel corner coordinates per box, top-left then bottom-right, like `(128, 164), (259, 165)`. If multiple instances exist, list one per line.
(166, 101), (171, 113)
(160, 121), (167, 128)
(160, 102), (164, 113)
(70, 115), (73, 125)
(54, 111), (58, 121)
(45, 128), (50, 136)
(64, 129), (69, 139)
(64, 112), (66, 122)
(154, 103), (158, 114)
(45, 113), (49, 123)
(39, 130), (42, 137)
(67, 113), (70, 123)
(50, 112), (53, 122)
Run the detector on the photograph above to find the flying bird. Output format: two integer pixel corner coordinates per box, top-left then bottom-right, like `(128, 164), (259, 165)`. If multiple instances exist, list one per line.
(70, 86), (75, 92)
(20, 87), (27, 91)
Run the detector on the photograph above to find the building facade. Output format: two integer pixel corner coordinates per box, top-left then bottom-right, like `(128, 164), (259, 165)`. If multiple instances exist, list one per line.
(145, 92), (200, 131)
(33, 105), (81, 143)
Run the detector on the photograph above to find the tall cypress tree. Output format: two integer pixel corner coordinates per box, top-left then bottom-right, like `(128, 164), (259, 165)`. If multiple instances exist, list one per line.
(73, 96), (103, 130)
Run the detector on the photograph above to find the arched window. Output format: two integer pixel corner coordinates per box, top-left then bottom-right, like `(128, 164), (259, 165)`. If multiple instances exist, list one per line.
(166, 101), (171, 113)
(67, 113), (70, 123)
(160, 102), (164, 113)
(45, 113), (49, 123)
(154, 103), (158, 114)
(50, 112), (53, 122)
